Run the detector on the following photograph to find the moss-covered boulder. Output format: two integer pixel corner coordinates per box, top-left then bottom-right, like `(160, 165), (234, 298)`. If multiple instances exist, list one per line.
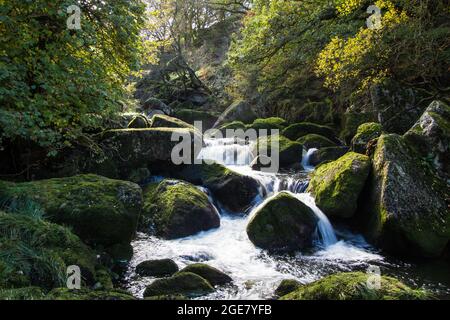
(351, 122), (383, 154)
(173, 109), (218, 130)
(275, 279), (302, 297)
(0, 287), (46, 300)
(99, 127), (203, 178)
(358, 134), (450, 258)
(140, 97), (173, 117)
(253, 134), (303, 168)
(282, 122), (337, 142)
(340, 110), (378, 144)
(218, 121), (247, 132)
(150, 114), (194, 130)
(297, 134), (337, 150)
(404, 100), (450, 179)
(178, 264), (232, 286)
(307, 152), (371, 219)
(127, 114), (150, 129)
(246, 192), (318, 252)
(46, 288), (136, 300)
(247, 117), (288, 131)
(177, 162), (260, 214)
(136, 259), (179, 277)
(141, 179), (220, 239)
(0, 211), (101, 290)
(143, 272), (214, 298)
(280, 272), (429, 300)
(309, 147), (349, 167)
(0, 175), (142, 247)
(214, 100), (257, 127)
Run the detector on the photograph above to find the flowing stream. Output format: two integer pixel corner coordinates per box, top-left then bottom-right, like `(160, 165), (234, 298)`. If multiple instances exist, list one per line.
(124, 138), (450, 299)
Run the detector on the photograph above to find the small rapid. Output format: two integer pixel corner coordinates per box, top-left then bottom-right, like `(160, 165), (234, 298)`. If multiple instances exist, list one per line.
(125, 138), (385, 299)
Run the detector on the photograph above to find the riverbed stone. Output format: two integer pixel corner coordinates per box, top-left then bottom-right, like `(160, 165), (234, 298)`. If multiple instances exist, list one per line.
(177, 263), (232, 286)
(296, 134), (337, 150)
(253, 134), (303, 168)
(247, 117), (288, 131)
(0, 174), (142, 247)
(214, 100), (257, 127)
(307, 152), (371, 219)
(280, 272), (429, 300)
(141, 179), (220, 239)
(358, 134), (450, 258)
(309, 146), (349, 166)
(351, 122), (383, 154)
(143, 272), (214, 298)
(150, 114), (194, 130)
(282, 122), (337, 142)
(246, 192), (319, 252)
(275, 279), (302, 297)
(136, 259), (179, 277)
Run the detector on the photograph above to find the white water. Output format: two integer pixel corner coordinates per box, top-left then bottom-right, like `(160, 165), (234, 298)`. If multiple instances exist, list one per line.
(302, 148), (318, 172)
(125, 138), (384, 299)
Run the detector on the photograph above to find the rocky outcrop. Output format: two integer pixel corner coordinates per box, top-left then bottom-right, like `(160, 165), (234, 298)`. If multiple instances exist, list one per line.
(358, 134), (450, 258)
(0, 175), (142, 247)
(141, 179), (220, 239)
(150, 114), (194, 130)
(173, 109), (218, 130)
(307, 152), (371, 219)
(246, 192), (318, 252)
(280, 272), (429, 300)
(140, 97), (173, 118)
(351, 122), (383, 154)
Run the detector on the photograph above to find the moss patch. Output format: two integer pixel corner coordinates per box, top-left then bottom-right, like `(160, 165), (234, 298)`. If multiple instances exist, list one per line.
(177, 263), (232, 286)
(143, 272), (214, 298)
(254, 134), (303, 167)
(282, 122), (337, 141)
(297, 134), (337, 149)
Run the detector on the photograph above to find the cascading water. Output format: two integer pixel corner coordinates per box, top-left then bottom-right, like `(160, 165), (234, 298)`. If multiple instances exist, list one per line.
(125, 137), (386, 299)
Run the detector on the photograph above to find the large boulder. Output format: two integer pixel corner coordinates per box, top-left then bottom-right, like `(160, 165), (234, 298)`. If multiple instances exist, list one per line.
(127, 114), (150, 129)
(98, 127), (203, 179)
(140, 97), (173, 117)
(274, 279), (302, 297)
(214, 100), (257, 128)
(358, 134), (450, 258)
(247, 117), (288, 131)
(0, 175), (142, 247)
(143, 272), (214, 298)
(150, 114), (194, 130)
(307, 152), (371, 219)
(218, 121), (247, 133)
(141, 179), (220, 239)
(351, 122), (383, 154)
(0, 211), (101, 289)
(282, 122), (337, 142)
(253, 134), (303, 168)
(177, 162), (260, 214)
(309, 147), (349, 167)
(404, 100), (450, 179)
(280, 272), (429, 300)
(178, 263), (232, 286)
(246, 192), (319, 252)
(136, 259), (179, 277)
(296, 134), (337, 150)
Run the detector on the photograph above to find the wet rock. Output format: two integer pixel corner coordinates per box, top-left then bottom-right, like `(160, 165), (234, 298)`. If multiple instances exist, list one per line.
(351, 122), (383, 154)
(280, 272), (429, 300)
(127, 114), (150, 129)
(307, 152), (371, 219)
(173, 109), (218, 130)
(143, 272), (214, 298)
(275, 279), (302, 297)
(136, 259), (179, 277)
(141, 179), (220, 239)
(0, 175), (142, 247)
(358, 134), (449, 258)
(140, 97), (173, 117)
(150, 114), (194, 130)
(246, 192), (319, 252)
(247, 117), (288, 131)
(309, 146), (349, 166)
(296, 134), (337, 150)
(178, 263), (232, 286)
(253, 134), (303, 168)
(282, 122), (337, 142)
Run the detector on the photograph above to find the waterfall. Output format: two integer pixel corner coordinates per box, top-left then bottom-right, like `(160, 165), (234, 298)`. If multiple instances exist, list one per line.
(301, 148), (318, 172)
(198, 138), (255, 166)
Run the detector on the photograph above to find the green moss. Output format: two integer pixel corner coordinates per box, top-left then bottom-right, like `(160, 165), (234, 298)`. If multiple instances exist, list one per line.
(296, 134), (336, 149)
(280, 272), (430, 300)
(141, 179), (219, 239)
(218, 121), (247, 131)
(0, 211), (99, 290)
(307, 152), (371, 219)
(136, 259), (179, 277)
(340, 111), (378, 143)
(275, 279), (302, 297)
(246, 192), (318, 252)
(177, 263), (232, 286)
(282, 122), (336, 141)
(127, 115), (150, 129)
(254, 134), (303, 167)
(247, 117), (288, 131)
(143, 272), (214, 298)
(46, 288), (136, 300)
(0, 287), (46, 300)
(351, 122), (383, 154)
(0, 175), (142, 247)
(173, 109), (218, 129)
